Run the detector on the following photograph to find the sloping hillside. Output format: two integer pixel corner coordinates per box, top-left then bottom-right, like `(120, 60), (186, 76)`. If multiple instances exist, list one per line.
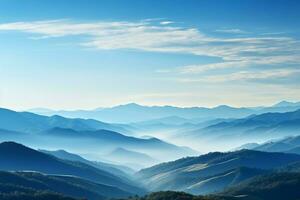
(136, 150), (300, 194)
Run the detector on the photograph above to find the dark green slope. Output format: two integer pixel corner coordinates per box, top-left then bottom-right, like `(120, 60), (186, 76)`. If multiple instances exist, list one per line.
(222, 172), (300, 200)
(0, 171), (107, 200)
(119, 171), (300, 200)
(0, 182), (79, 200)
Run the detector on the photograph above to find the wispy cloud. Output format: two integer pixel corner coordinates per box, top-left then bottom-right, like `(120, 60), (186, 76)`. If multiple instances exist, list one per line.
(215, 28), (249, 34)
(0, 19), (299, 76)
(260, 31), (288, 35)
(160, 21), (174, 25)
(179, 55), (300, 74)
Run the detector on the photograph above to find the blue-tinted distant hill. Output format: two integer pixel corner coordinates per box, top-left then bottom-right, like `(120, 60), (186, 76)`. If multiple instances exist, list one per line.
(28, 101), (300, 123)
(39, 149), (135, 177)
(0, 107), (131, 134)
(136, 149), (300, 195)
(106, 147), (158, 170)
(237, 134), (300, 154)
(272, 100), (300, 107)
(41, 127), (197, 166)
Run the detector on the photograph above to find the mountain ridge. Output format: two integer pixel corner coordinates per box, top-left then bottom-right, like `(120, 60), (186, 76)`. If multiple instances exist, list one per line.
(26, 101), (300, 123)
(0, 141), (146, 195)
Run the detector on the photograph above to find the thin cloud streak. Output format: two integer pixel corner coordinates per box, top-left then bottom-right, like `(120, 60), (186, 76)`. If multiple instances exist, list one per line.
(215, 28), (249, 34)
(160, 21), (174, 25)
(178, 69), (300, 84)
(180, 55), (300, 74)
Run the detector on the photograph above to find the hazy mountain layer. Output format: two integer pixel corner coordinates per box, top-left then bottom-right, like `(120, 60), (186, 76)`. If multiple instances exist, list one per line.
(106, 148), (158, 170)
(178, 109), (300, 151)
(40, 127), (196, 166)
(238, 134), (300, 154)
(39, 149), (135, 177)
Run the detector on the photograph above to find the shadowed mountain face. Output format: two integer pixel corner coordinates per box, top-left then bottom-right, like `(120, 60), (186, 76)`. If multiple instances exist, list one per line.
(0, 141), (146, 196)
(136, 149), (300, 195)
(0, 171), (132, 200)
(221, 172), (300, 200)
(0, 187), (77, 200)
(119, 171), (300, 200)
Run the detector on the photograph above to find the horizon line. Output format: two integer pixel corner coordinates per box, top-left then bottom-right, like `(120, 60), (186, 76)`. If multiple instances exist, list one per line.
(2, 100), (298, 112)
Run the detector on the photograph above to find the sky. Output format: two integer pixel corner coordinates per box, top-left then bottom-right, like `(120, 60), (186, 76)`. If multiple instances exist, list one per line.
(0, 0), (300, 110)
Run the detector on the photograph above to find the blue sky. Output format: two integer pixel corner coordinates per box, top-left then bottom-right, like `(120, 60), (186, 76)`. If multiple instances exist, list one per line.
(0, 0), (300, 110)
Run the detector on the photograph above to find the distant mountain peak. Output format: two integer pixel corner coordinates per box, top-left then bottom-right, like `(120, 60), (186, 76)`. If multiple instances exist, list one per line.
(0, 141), (27, 149)
(121, 103), (141, 107)
(0, 141), (41, 157)
(214, 105), (233, 109)
(273, 100), (300, 107)
(27, 107), (55, 113)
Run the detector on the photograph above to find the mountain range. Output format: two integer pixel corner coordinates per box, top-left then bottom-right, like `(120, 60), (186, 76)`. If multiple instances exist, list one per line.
(1, 101), (300, 199)
(175, 109), (300, 151)
(0, 107), (196, 169)
(27, 101), (300, 123)
(24, 102), (300, 153)
(0, 107), (130, 134)
(2, 137), (300, 199)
